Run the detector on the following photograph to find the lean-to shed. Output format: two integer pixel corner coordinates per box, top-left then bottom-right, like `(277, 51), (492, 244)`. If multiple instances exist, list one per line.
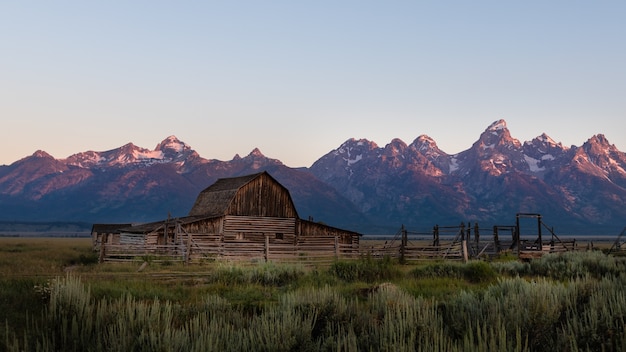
(93, 171), (361, 263)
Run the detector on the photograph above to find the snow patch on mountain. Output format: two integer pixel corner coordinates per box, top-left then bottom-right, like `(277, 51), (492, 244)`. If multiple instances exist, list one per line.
(347, 154), (362, 165)
(449, 157), (459, 172)
(133, 149), (164, 160)
(524, 155), (545, 172)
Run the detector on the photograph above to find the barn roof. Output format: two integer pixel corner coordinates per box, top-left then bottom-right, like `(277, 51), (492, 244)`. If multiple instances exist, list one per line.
(118, 215), (218, 234)
(91, 223), (132, 233)
(188, 171), (283, 217)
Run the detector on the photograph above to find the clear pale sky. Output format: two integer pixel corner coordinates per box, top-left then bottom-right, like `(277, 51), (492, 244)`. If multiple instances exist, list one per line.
(1, 1), (624, 168)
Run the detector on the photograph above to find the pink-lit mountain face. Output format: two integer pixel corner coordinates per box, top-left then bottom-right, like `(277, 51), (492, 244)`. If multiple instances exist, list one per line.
(309, 120), (626, 233)
(1, 120), (625, 234)
(0, 136), (366, 230)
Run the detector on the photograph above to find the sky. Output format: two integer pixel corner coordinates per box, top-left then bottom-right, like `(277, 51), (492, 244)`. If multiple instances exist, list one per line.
(1, 1), (625, 168)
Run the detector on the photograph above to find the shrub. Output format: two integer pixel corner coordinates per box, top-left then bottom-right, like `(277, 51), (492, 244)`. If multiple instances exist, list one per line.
(530, 251), (624, 280)
(410, 261), (496, 283)
(410, 262), (464, 280)
(328, 256), (400, 283)
(208, 262), (305, 286)
(462, 261), (497, 283)
(491, 260), (531, 277)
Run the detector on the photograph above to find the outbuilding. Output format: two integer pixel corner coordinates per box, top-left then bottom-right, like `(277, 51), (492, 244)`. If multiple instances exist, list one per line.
(93, 171), (361, 263)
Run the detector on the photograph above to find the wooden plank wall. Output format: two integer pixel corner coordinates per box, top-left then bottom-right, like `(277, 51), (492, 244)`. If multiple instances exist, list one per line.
(99, 215), (361, 264)
(221, 215), (295, 261)
(227, 175), (298, 218)
(223, 215), (296, 234)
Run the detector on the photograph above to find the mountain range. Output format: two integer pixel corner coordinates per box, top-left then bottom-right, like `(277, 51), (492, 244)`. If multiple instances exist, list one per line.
(1, 120), (624, 235)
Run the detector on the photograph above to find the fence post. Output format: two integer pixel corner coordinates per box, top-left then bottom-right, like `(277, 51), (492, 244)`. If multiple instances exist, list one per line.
(515, 215), (521, 256)
(265, 235), (270, 262)
(460, 222), (465, 241)
(334, 236), (339, 260)
(462, 240), (469, 263)
(186, 231), (192, 264)
(460, 222), (468, 262)
(538, 214), (543, 248)
(493, 226), (500, 253)
(400, 225), (407, 264)
(474, 223), (480, 247)
(98, 233), (107, 263)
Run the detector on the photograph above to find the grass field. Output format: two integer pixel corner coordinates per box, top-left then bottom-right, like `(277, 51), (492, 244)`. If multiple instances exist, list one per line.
(2, 237), (626, 351)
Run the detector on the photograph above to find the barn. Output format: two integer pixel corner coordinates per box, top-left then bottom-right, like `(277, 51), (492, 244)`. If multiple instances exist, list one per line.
(93, 171), (361, 263)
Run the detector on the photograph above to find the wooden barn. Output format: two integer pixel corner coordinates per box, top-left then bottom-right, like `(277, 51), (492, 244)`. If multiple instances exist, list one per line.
(93, 171), (361, 263)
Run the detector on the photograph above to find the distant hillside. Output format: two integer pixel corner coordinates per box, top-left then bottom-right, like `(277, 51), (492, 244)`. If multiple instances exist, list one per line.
(0, 221), (92, 237)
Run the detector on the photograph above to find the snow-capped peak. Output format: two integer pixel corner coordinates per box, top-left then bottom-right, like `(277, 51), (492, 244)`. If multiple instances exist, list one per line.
(537, 133), (557, 146)
(248, 148), (265, 157)
(416, 134), (435, 144)
(32, 150), (54, 159)
(476, 119), (520, 149)
(64, 136), (200, 168)
(413, 135), (438, 152)
(156, 135), (188, 154)
(587, 134), (612, 148)
(487, 119), (507, 132)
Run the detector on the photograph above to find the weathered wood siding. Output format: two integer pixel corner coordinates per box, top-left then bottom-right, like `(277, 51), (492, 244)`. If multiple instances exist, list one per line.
(220, 215), (297, 261)
(226, 174), (298, 218)
(91, 224), (130, 250)
(223, 215), (296, 234)
(298, 220), (360, 245)
(183, 217), (223, 234)
(180, 217), (224, 259)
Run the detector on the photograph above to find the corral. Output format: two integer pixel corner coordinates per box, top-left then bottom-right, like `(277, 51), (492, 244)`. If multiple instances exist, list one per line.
(363, 213), (583, 263)
(92, 172), (360, 264)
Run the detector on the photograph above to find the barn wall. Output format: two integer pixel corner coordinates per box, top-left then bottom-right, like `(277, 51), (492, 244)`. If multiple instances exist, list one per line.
(182, 217), (224, 259)
(297, 220), (360, 245)
(217, 215), (297, 260)
(223, 215), (296, 235)
(226, 174), (298, 218)
(182, 217), (223, 234)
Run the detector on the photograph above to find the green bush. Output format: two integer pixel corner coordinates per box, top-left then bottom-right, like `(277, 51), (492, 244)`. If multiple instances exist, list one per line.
(463, 261), (497, 283)
(530, 251), (624, 280)
(328, 256), (400, 283)
(410, 262), (464, 280)
(491, 260), (531, 277)
(208, 262), (306, 286)
(410, 261), (496, 283)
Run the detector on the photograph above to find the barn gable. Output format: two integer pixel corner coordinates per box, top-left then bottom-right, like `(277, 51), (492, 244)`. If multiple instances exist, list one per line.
(188, 171), (299, 218)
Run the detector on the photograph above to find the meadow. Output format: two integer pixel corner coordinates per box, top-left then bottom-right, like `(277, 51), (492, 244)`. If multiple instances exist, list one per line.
(1, 237), (625, 351)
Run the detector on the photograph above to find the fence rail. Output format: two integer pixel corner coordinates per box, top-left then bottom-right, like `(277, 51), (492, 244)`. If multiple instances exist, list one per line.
(98, 218), (592, 264)
(100, 237), (360, 265)
(361, 241), (466, 262)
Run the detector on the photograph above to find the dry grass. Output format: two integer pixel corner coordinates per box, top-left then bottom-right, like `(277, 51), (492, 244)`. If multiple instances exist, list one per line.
(0, 237), (94, 277)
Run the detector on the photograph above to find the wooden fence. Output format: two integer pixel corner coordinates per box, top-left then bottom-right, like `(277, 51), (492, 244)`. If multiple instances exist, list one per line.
(361, 241), (467, 262)
(99, 235), (360, 265)
(97, 217), (593, 265)
(608, 227), (626, 255)
(361, 221), (583, 263)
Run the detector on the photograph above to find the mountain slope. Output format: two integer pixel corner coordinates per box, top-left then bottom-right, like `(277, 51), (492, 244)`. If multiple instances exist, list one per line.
(1, 121), (625, 235)
(0, 137), (368, 231)
(311, 120), (626, 233)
